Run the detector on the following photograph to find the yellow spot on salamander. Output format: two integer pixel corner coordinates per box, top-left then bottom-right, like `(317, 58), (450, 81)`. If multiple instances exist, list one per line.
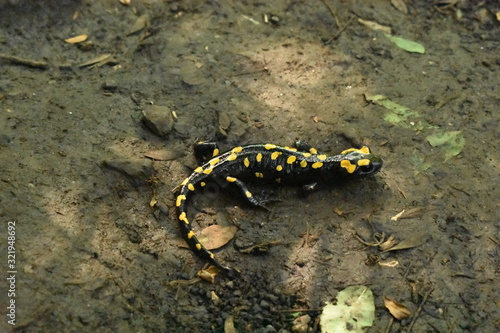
(341, 160), (356, 173)
(300, 160), (307, 168)
(360, 146), (370, 154)
(287, 155), (297, 164)
(276, 165), (283, 171)
(181, 178), (189, 185)
(209, 251), (215, 258)
(255, 172), (264, 178)
(256, 153), (263, 162)
(203, 167), (213, 174)
(357, 159), (371, 166)
(209, 158), (220, 166)
(232, 146), (243, 153)
(244, 157), (250, 167)
(179, 212), (187, 222)
(312, 162), (323, 169)
(264, 144), (276, 150)
(245, 191), (252, 198)
(212, 148), (220, 156)
(194, 167), (204, 173)
(303, 152), (311, 158)
(195, 243), (202, 250)
(188, 183), (195, 191)
(317, 154), (327, 161)
(309, 148), (318, 154)
(284, 146), (298, 151)
(227, 153), (238, 161)
(341, 148), (356, 154)
(176, 195), (186, 207)
(271, 151), (281, 160)
(187, 231), (195, 239)
(200, 182), (206, 187)
(226, 176), (237, 182)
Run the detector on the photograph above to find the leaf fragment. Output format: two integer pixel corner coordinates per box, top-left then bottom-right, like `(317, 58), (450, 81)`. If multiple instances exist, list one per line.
(64, 34), (88, 44)
(426, 131), (465, 161)
(78, 54), (112, 67)
(391, 0), (408, 14)
(127, 14), (150, 35)
(383, 233), (428, 252)
(384, 33), (425, 54)
(197, 225), (237, 250)
(358, 18), (392, 34)
(384, 296), (412, 320)
(320, 286), (375, 333)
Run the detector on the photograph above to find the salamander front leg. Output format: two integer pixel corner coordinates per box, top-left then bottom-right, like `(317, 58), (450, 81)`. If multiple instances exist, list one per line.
(225, 176), (271, 211)
(194, 141), (221, 162)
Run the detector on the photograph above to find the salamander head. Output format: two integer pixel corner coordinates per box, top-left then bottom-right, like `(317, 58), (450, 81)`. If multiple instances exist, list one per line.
(338, 146), (383, 177)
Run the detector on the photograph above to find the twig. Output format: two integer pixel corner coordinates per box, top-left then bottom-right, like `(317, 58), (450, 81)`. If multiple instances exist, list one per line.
(320, 0), (340, 29)
(324, 17), (355, 45)
(408, 286), (434, 332)
(0, 53), (48, 69)
(384, 317), (394, 333)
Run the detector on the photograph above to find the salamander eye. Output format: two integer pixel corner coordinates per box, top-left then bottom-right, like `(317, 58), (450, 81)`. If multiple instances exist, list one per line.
(358, 163), (375, 174)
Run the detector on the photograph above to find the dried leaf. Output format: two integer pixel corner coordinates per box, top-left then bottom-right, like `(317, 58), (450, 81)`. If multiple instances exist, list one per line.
(391, 210), (405, 221)
(384, 297), (412, 320)
(196, 265), (220, 283)
(64, 34), (88, 44)
(127, 14), (150, 35)
(198, 225), (237, 250)
(379, 234), (397, 251)
(78, 54), (112, 67)
(384, 233), (428, 252)
(358, 18), (392, 34)
(391, 0), (408, 14)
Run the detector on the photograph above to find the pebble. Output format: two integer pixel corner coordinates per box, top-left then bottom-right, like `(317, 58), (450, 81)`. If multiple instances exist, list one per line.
(141, 105), (174, 137)
(102, 156), (153, 184)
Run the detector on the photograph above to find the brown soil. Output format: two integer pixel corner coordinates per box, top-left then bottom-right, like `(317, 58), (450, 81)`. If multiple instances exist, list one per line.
(0, 1), (498, 332)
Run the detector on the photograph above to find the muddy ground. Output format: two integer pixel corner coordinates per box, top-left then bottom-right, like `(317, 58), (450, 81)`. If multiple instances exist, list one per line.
(0, 0), (498, 332)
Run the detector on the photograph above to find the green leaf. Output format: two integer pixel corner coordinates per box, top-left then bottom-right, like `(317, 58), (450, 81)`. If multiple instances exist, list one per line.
(320, 286), (375, 333)
(384, 34), (425, 54)
(364, 93), (435, 131)
(426, 131), (465, 161)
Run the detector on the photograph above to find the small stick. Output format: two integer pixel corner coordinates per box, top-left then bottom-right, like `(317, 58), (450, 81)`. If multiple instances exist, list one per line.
(324, 17), (355, 44)
(0, 53), (48, 69)
(408, 287), (434, 332)
(320, 0), (340, 29)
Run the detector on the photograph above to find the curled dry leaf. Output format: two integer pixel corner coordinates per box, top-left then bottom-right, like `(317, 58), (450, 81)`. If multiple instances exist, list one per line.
(391, 209), (405, 221)
(196, 265), (220, 283)
(383, 233), (428, 252)
(384, 296), (412, 320)
(379, 234), (397, 251)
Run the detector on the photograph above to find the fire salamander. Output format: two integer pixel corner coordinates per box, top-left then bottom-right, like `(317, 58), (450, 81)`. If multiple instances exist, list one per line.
(175, 141), (383, 272)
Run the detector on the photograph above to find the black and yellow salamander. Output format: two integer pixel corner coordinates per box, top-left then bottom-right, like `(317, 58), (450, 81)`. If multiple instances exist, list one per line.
(175, 141), (383, 272)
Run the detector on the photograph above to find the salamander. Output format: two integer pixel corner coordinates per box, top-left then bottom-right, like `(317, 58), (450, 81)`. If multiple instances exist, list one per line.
(175, 141), (383, 272)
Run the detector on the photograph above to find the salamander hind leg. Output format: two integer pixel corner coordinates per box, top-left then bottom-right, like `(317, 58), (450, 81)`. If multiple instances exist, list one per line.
(225, 176), (271, 211)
